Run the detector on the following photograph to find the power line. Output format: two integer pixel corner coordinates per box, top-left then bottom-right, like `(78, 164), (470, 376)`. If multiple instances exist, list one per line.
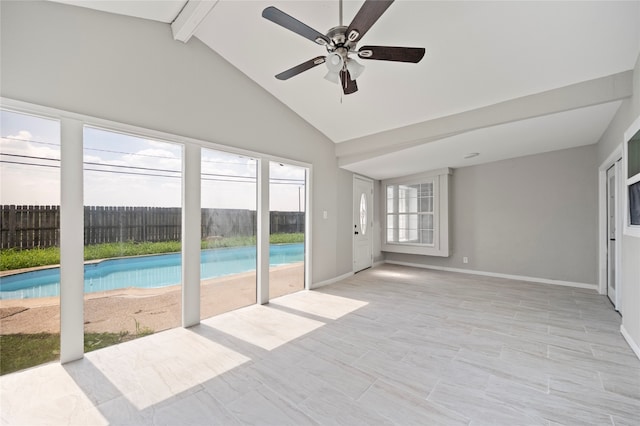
(1, 136), (59, 147)
(1, 157), (304, 185)
(1, 160), (59, 169)
(1, 153), (60, 162)
(2, 135), (256, 165)
(1, 153), (303, 182)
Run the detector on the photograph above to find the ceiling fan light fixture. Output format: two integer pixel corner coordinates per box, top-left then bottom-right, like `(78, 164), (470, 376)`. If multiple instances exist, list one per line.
(324, 71), (341, 84)
(346, 58), (365, 79)
(326, 52), (344, 73)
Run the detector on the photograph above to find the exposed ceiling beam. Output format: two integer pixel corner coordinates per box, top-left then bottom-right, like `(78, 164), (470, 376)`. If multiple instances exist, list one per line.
(172, 0), (219, 43)
(337, 70), (633, 167)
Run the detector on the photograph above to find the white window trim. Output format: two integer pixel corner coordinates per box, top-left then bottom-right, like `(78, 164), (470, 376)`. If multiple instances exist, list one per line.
(382, 168), (451, 257)
(623, 114), (640, 238)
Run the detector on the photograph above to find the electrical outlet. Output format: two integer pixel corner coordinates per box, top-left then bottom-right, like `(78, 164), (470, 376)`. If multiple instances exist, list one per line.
(323, 210), (328, 219)
(463, 257), (469, 264)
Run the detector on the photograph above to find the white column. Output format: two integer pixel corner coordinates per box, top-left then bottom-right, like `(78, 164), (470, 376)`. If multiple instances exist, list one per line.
(59, 118), (84, 364)
(182, 144), (201, 327)
(257, 159), (270, 304)
(304, 168), (312, 290)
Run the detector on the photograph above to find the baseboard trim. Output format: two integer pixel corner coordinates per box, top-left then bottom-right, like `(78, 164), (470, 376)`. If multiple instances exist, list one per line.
(311, 271), (353, 289)
(621, 324), (640, 360)
(384, 261), (598, 291)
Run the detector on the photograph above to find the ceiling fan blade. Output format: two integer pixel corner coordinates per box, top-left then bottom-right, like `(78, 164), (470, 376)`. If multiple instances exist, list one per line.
(275, 56), (326, 80)
(358, 46), (426, 63)
(340, 70), (358, 95)
(345, 0), (394, 44)
(262, 6), (332, 46)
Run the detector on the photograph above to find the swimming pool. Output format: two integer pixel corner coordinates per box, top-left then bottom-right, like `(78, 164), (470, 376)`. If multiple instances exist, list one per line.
(0, 243), (303, 300)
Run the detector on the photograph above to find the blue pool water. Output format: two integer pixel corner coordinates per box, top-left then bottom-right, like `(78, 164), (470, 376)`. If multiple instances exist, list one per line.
(0, 243), (303, 300)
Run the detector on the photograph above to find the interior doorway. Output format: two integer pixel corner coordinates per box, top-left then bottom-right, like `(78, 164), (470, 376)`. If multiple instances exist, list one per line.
(606, 159), (622, 310)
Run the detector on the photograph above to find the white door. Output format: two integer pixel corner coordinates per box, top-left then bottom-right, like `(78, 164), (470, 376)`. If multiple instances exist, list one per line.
(353, 176), (373, 273)
(606, 163), (618, 308)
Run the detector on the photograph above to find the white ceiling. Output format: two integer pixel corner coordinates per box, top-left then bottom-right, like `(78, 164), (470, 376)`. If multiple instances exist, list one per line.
(51, 0), (188, 23)
(48, 1), (640, 180)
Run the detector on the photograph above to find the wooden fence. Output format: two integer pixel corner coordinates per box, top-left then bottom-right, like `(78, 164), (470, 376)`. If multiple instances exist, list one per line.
(0, 205), (304, 250)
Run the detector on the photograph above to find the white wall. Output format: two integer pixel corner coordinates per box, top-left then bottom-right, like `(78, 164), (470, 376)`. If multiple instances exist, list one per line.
(0, 0), (354, 284)
(597, 52), (640, 356)
(385, 145), (599, 286)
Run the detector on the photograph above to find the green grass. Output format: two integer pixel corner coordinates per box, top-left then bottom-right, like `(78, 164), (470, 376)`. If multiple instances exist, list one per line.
(0, 333), (59, 375)
(0, 233), (304, 271)
(0, 330), (154, 376)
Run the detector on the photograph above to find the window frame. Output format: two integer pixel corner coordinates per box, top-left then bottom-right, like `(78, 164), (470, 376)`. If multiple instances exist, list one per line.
(382, 168), (451, 257)
(623, 114), (640, 238)
(1, 96), (314, 363)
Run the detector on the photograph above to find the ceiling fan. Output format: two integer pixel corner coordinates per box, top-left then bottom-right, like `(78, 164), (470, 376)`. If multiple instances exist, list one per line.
(262, 0), (425, 95)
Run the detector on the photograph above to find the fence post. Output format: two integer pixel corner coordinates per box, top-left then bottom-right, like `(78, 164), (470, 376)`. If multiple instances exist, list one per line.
(8, 205), (16, 248)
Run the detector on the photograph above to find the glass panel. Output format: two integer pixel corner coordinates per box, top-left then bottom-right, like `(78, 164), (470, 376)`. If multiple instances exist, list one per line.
(387, 228), (395, 243)
(360, 192), (367, 235)
(419, 196), (434, 213)
(628, 130), (640, 178)
(0, 110), (61, 374)
(630, 181), (640, 225)
(419, 214), (434, 230)
(269, 162), (305, 299)
(398, 214), (419, 242)
(387, 197), (395, 213)
(83, 127), (182, 351)
(399, 188), (418, 213)
(420, 182), (434, 197)
(421, 230), (434, 245)
(387, 186), (395, 213)
(386, 185), (394, 199)
(386, 215), (396, 242)
(399, 228), (419, 243)
(201, 148), (257, 320)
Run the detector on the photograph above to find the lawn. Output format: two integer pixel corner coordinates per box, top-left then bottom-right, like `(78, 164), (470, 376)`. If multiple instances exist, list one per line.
(0, 330), (153, 376)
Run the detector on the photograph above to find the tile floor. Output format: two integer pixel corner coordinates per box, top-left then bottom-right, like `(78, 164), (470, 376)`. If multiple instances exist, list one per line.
(1, 264), (639, 425)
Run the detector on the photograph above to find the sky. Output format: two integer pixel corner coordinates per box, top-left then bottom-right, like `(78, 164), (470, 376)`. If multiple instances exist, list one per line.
(0, 110), (306, 211)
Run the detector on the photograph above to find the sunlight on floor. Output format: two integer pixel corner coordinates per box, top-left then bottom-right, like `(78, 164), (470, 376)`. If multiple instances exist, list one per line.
(0, 362), (108, 425)
(270, 290), (368, 320)
(80, 328), (251, 411)
(203, 304), (325, 351)
(0, 289), (370, 423)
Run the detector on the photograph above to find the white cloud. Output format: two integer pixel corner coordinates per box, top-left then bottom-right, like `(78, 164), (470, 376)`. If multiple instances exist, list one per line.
(10, 130), (33, 141)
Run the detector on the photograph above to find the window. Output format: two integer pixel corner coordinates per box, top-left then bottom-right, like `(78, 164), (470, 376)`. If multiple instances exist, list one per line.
(269, 161), (306, 299)
(200, 147), (257, 319)
(383, 168), (451, 256)
(83, 126), (183, 350)
(0, 109), (61, 374)
(0, 97), (312, 367)
(624, 115), (640, 237)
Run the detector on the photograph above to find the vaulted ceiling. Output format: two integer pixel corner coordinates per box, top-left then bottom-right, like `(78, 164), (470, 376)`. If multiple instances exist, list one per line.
(51, 1), (640, 179)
